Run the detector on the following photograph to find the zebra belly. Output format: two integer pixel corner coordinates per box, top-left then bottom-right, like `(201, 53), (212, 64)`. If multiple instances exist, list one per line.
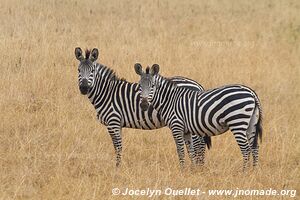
(184, 120), (229, 137)
(97, 109), (165, 130)
(121, 105), (166, 130)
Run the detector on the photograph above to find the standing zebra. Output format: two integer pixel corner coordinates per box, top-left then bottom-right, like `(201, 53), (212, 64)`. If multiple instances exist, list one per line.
(134, 63), (263, 169)
(74, 47), (211, 167)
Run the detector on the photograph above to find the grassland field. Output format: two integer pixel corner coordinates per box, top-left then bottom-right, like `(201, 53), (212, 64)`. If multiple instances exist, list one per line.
(0, 0), (299, 199)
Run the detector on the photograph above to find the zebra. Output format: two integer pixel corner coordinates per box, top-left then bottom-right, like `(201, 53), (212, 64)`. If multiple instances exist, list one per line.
(134, 63), (263, 169)
(74, 47), (211, 167)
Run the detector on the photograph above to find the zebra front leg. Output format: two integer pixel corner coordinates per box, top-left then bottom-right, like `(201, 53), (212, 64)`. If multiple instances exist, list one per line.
(192, 135), (207, 166)
(107, 126), (122, 167)
(171, 125), (186, 169)
(184, 133), (196, 166)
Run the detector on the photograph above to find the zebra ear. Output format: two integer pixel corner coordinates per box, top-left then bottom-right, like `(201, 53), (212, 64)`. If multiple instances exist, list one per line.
(90, 48), (99, 62)
(75, 47), (84, 61)
(151, 64), (159, 75)
(134, 63), (143, 75)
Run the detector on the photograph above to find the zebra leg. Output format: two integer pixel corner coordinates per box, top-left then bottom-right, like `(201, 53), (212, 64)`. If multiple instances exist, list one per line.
(247, 107), (260, 167)
(107, 125), (122, 167)
(193, 135), (206, 166)
(171, 125), (186, 169)
(251, 142), (259, 167)
(247, 127), (259, 167)
(184, 133), (196, 166)
(231, 129), (251, 170)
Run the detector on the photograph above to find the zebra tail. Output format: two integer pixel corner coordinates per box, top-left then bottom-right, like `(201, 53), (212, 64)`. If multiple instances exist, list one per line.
(204, 136), (212, 150)
(257, 113), (263, 143)
(253, 99), (263, 148)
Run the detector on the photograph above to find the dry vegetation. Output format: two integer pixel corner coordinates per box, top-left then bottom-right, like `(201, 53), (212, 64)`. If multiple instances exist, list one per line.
(0, 0), (299, 199)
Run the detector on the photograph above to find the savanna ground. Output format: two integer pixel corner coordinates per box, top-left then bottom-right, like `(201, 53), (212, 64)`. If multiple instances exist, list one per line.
(0, 0), (299, 199)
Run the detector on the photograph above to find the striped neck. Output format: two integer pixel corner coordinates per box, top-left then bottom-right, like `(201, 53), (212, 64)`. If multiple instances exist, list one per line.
(87, 63), (125, 106)
(151, 75), (179, 119)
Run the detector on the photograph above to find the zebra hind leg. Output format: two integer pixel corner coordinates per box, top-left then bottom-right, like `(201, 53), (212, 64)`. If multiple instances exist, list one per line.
(230, 128), (251, 170)
(107, 126), (122, 167)
(247, 106), (261, 167)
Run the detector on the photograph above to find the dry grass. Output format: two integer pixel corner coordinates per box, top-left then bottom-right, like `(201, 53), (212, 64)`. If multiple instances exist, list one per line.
(0, 0), (299, 199)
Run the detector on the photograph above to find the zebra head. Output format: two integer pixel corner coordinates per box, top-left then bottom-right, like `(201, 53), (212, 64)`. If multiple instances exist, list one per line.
(75, 47), (99, 95)
(134, 63), (160, 111)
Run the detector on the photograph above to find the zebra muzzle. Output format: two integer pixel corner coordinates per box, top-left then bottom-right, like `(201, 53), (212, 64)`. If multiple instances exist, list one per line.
(79, 79), (90, 95)
(140, 98), (149, 111)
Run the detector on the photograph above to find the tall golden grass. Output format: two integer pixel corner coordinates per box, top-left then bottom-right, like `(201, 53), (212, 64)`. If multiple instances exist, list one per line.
(0, 0), (299, 199)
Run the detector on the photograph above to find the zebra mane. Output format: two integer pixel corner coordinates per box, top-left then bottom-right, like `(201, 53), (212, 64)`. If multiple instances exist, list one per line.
(166, 78), (179, 87)
(145, 66), (150, 74)
(157, 74), (178, 88)
(100, 64), (127, 82)
(85, 49), (91, 59)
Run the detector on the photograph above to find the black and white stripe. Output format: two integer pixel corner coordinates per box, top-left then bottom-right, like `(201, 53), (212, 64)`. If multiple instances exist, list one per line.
(135, 64), (262, 169)
(75, 48), (210, 166)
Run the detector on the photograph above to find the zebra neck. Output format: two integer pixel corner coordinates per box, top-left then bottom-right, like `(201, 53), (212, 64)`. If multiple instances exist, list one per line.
(152, 76), (179, 122)
(87, 66), (116, 109)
